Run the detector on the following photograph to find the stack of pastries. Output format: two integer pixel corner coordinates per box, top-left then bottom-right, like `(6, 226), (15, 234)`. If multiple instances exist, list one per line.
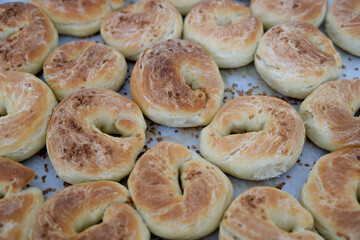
(0, 0), (359, 239)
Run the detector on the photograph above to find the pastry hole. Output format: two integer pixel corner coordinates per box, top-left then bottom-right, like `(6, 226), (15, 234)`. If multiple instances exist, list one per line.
(357, 182), (360, 204)
(178, 169), (184, 195)
(74, 217), (103, 234)
(0, 108), (7, 117)
(91, 118), (123, 138)
(181, 66), (206, 100)
(214, 15), (233, 27)
(268, 211), (295, 233)
(229, 122), (265, 135)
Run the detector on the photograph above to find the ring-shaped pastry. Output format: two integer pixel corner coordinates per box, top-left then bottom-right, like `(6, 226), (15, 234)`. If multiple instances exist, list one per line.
(46, 88), (146, 184)
(326, 0), (360, 57)
(101, 0), (182, 61)
(128, 142), (233, 239)
(0, 157), (44, 240)
(301, 148), (360, 240)
(0, 72), (57, 162)
(184, 0), (263, 68)
(199, 96), (305, 180)
(255, 21), (342, 99)
(220, 187), (323, 240)
(30, 181), (150, 240)
(0, 2), (58, 74)
(299, 78), (360, 152)
(30, 0), (124, 37)
(130, 39), (224, 127)
(250, 0), (328, 30)
(43, 40), (127, 101)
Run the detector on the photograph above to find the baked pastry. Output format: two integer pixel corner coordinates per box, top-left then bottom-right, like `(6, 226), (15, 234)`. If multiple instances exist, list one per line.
(184, 0), (263, 68)
(46, 88), (146, 184)
(300, 78), (360, 152)
(255, 21), (342, 99)
(30, 181), (150, 240)
(0, 2), (58, 74)
(220, 187), (323, 240)
(128, 142), (233, 239)
(165, 0), (205, 15)
(301, 148), (360, 240)
(199, 96), (305, 180)
(0, 72), (57, 162)
(101, 0), (182, 61)
(251, 0), (327, 30)
(29, 0), (124, 37)
(130, 39), (224, 127)
(43, 40), (127, 100)
(0, 157), (44, 240)
(326, 0), (360, 57)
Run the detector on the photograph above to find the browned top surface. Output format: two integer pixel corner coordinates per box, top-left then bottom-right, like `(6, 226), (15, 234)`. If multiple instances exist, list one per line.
(0, 72), (57, 158)
(30, 0), (112, 23)
(101, 0), (181, 52)
(185, 0), (262, 49)
(130, 39), (223, 119)
(257, 21), (341, 79)
(128, 142), (231, 228)
(221, 187), (322, 240)
(301, 148), (360, 239)
(0, 2), (56, 72)
(201, 96), (305, 164)
(251, 0), (327, 23)
(304, 78), (360, 148)
(328, 0), (360, 37)
(44, 40), (125, 95)
(30, 181), (146, 240)
(0, 158), (34, 194)
(46, 88), (145, 179)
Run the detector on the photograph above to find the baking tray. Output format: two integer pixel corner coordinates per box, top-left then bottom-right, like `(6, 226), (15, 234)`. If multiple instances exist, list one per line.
(4, 0), (359, 239)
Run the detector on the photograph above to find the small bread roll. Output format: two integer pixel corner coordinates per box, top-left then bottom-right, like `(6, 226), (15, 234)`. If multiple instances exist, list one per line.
(199, 96), (305, 180)
(43, 40), (127, 101)
(30, 0), (124, 37)
(165, 0), (205, 15)
(300, 79), (360, 152)
(0, 2), (58, 75)
(0, 72), (57, 162)
(30, 181), (150, 240)
(220, 187), (323, 240)
(251, 0), (328, 30)
(46, 88), (146, 184)
(326, 0), (360, 57)
(0, 158), (44, 240)
(301, 148), (360, 240)
(128, 142), (233, 239)
(131, 39), (224, 127)
(184, 0), (263, 68)
(255, 21), (342, 99)
(101, 0), (182, 61)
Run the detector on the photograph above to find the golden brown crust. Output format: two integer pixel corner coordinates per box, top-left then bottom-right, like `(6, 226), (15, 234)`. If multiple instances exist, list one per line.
(0, 158), (34, 194)
(30, 181), (150, 240)
(199, 96), (305, 180)
(0, 72), (58, 162)
(326, 0), (360, 56)
(251, 0), (328, 29)
(46, 88), (146, 184)
(220, 187), (323, 240)
(0, 2), (58, 74)
(300, 79), (360, 152)
(130, 39), (224, 127)
(301, 148), (360, 240)
(0, 158), (44, 240)
(30, 0), (124, 37)
(101, 0), (182, 60)
(184, 0), (263, 68)
(255, 21), (342, 99)
(128, 142), (233, 239)
(43, 40), (127, 100)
